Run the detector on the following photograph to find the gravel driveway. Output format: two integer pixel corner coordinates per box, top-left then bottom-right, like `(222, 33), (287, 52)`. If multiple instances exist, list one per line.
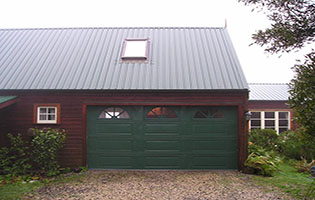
(27, 170), (292, 200)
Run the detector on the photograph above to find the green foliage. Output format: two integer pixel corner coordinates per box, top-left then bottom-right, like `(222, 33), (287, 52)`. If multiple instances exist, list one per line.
(239, 0), (315, 138)
(249, 129), (278, 151)
(289, 52), (315, 137)
(253, 162), (315, 199)
(277, 129), (315, 161)
(30, 128), (66, 176)
(0, 172), (85, 200)
(245, 143), (280, 176)
(0, 134), (31, 176)
(239, 0), (315, 54)
(294, 158), (315, 173)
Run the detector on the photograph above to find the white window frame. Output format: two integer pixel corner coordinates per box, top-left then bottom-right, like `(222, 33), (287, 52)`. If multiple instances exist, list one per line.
(37, 106), (58, 124)
(249, 111), (290, 134)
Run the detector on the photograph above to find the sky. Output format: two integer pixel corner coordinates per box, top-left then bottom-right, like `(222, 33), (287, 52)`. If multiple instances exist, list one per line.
(0, 0), (307, 83)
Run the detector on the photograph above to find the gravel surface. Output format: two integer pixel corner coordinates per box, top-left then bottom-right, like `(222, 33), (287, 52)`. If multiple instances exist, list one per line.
(26, 170), (293, 200)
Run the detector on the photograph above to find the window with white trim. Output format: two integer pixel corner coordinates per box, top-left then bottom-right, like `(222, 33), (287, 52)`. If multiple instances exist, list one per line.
(121, 39), (149, 60)
(249, 111), (290, 134)
(37, 106), (57, 124)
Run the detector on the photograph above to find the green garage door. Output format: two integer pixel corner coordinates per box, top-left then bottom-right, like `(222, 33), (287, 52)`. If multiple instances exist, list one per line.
(87, 106), (238, 169)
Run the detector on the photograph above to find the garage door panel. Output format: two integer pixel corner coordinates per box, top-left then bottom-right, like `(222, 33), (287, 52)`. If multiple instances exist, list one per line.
(144, 156), (181, 169)
(144, 123), (179, 134)
(89, 140), (134, 151)
(191, 156), (228, 169)
(88, 155), (134, 169)
(144, 141), (181, 151)
(87, 106), (238, 169)
(192, 140), (230, 151)
(95, 123), (133, 135)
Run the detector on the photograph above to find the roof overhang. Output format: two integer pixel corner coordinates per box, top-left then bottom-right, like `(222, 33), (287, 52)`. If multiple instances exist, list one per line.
(0, 96), (18, 109)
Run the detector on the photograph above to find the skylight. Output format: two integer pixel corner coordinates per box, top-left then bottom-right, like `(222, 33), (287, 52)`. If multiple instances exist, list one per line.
(121, 39), (149, 60)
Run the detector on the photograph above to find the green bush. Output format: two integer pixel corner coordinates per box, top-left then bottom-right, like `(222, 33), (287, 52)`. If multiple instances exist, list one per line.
(249, 129), (279, 152)
(277, 129), (315, 161)
(0, 134), (31, 176)
(294, 158), (315, 173)
(31, 128), (66, 176)
(245, 143), (280, 176)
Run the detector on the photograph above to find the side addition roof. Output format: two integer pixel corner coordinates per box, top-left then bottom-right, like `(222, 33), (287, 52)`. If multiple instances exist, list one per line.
(0, 27), (248, 90)
(249, 83), (289, 101)
(0, 96), (17, 109)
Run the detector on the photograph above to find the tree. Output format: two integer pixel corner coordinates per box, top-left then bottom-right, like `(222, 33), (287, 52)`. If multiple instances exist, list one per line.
(289, 52), (315, 136)
(239, 0), (315, 136)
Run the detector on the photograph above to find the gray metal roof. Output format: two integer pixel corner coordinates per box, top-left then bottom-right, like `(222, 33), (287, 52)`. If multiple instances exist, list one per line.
(249, 83), (289, 101)
(0, 27), (248, 90)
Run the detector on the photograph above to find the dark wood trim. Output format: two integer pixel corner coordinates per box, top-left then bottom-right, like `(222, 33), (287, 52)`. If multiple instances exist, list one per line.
(33, 104), (61, 124)
(237, 105), (243, 170)
(84, 102), (243, 106)
(0, 98), (18, 109)
(82, 104), (87, 167)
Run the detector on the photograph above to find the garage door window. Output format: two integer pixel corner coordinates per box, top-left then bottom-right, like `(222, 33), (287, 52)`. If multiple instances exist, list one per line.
(98, 107), (130, 119)
(146, 107), (177, 118)
(193, 109), (224, 118)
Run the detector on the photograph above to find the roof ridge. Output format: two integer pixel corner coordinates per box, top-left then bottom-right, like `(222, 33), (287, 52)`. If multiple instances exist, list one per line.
(0, 26), (225, 31)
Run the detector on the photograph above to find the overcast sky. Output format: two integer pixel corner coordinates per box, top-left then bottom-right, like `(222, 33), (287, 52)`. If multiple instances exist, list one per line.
(0, 0), (307, 83)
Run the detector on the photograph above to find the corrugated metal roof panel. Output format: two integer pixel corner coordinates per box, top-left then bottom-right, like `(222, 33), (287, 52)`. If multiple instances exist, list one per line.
(249, 83), (289, 101)
(0, 27), (248, 90)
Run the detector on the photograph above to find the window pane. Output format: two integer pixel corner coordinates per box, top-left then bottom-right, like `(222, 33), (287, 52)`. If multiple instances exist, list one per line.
(48, 115), (55, 120)
(123, 40), (147, 57)
(146, 111), (158, 118)
(279, 120), (288, 126)
(193, 111), (207, 118)
(39, 108), (47, 114)
(99, 107), (130, 119)
(118, 111), (130, 119)
(48, 108), (56, 113)
(279, 128), (288, 133)
(146, 107), (177, 118)
(165, 111), (177, 118)
(265, 120), (275, 126)
(213, 111), (224, 118)
(251, 120), (261, 127)
(251, 112), (261, 119)
(39, 114), (46, 120)
(279, 112), (288, 119)
(105, 112), (114, 118)
(265, 112), (275, 118)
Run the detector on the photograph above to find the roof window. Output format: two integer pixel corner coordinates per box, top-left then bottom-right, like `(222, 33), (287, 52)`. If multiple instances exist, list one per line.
(121, 39), (149, 61)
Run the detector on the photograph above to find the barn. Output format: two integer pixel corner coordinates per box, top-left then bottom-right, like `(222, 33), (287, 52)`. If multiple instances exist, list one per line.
(0, 27), (249, 170)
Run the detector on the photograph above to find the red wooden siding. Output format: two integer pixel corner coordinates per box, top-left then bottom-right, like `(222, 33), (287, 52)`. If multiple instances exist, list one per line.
(0, 90), (248, 169)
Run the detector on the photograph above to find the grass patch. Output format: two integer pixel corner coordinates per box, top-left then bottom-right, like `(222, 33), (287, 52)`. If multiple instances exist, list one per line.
(252, 162), (314, 199)
(0, 173), (85, 200)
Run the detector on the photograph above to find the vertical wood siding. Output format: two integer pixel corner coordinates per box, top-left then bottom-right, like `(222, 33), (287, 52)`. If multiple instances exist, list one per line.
(0, 90), (248, 169)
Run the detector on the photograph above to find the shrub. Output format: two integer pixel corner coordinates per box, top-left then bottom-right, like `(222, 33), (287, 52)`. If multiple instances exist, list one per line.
(277, 129), (315, 161)
(0, 133), (31, 176)
(245, 142), (280, 176)
(30, 128), (66, 176)
(249, 129), (278, 152)
(294, 158), (315, 173)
